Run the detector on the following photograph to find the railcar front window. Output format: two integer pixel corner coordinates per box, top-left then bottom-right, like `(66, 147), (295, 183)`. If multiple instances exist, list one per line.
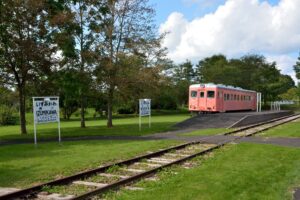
(200, 92), (204, 98)
(207, 91), (215, 98)
(191, 91), (197, 98)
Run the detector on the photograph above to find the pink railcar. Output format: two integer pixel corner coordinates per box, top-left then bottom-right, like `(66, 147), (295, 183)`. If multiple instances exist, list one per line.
(189, 83), (257, 113)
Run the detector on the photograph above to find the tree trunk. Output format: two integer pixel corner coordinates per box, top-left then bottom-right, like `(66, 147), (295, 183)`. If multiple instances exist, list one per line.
(107, 87), (113, 128)
(18, 86), (27, 134)
(80, 95), (86, 128)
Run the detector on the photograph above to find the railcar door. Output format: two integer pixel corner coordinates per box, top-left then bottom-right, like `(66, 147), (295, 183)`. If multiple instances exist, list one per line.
(206, 90), (216, 111)
(189, 90), (199, 111)
(198, 90), (206, 111)
(218, 90), (224, 112)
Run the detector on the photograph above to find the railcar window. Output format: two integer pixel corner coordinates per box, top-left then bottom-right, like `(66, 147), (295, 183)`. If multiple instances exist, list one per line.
(191, 91), (197, 98)
(234, 94), (236, 100)
(200, 92), (204, 98)
(231, 94), (233, 100)
(237, 95), (240, 101)
(218, 92), (222, 98)
(227, 94), (230, 100)
(207, 91), (215, 98)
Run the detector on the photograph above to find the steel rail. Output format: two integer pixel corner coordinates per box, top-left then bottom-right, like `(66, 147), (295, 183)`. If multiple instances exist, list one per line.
(1, 113), (299, 200)
(72, 144), (225, 200)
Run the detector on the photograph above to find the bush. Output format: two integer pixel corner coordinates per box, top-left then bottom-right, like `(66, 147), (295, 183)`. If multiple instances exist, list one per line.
(0, 105), (18, 125)
(117, 107), (135, 114)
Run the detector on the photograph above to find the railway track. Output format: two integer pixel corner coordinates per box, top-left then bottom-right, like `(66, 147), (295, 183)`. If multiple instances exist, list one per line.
(1, 114), (299, 200)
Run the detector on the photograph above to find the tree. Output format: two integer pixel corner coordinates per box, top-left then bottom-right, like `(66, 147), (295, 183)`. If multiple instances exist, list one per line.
(94, 0), (161, 127)
(172, 60), (195, 106)
(279, 88), (298, 100)
(293, 52), (300, 104)
(72, 0), (107, 127)
(0, 1), (62, 134)
(294, 52), (300, 80)
(195, 54), (294, 103)
(196, 55), (229, 84)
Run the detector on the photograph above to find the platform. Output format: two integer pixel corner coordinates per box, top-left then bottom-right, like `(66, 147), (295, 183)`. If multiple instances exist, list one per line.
(174, 110), (293, 130)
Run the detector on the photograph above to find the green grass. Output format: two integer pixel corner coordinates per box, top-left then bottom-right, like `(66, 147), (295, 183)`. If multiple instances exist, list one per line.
(261, 119), (300, 138)
(112, 143), (300, 200)
(181, 128), (233, 136)
(0, 140), (179, 187)
(0, 114), (189, 141)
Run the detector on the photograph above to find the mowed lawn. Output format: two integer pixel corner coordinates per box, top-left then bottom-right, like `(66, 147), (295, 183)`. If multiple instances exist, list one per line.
(0, 140), (179, 187)
(0, 114), (190, 141)
(261, 118), (300, 138)
(112, 143), (300, 200)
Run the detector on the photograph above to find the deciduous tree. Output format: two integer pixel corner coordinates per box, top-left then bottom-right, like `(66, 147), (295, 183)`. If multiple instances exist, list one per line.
(0, 0), (62, 134)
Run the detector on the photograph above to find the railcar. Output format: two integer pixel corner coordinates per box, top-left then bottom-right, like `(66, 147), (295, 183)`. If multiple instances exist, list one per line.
(189, 83), (257, 113)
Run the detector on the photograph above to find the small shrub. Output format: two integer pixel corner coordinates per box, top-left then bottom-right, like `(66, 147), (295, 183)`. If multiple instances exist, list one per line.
(117, 107), (134, 114)
(0, 105), (18, 125)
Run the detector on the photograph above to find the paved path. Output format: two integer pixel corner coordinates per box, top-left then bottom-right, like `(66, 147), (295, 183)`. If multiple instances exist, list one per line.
(295, 188), (300, 200)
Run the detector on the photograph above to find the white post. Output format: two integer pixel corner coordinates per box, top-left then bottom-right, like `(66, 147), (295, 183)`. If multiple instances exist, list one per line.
(256, 94), (259, 112)
(139, 99), (141, 131)
(139, 114), (141, 131)
(259, 93), (262, 112)
(34, 121), (37, 146)
(57, 97), (61, 143)
(149, 99), (151, 128)
(270, 102), (273, 111)
(33, 97), (37, 146)
(257, 93), (262, 112)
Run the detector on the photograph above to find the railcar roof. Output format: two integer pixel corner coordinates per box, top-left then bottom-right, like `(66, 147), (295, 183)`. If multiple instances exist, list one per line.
(190, 83), (256, 93)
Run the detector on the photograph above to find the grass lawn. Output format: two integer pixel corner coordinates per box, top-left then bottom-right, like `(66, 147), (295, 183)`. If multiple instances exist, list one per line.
(0, 114), (189, 141)
(0, 140), (180, 188)
(112, 143), (300, 200)
(261, 118), (300, 138)
(181, 128), (233, 136)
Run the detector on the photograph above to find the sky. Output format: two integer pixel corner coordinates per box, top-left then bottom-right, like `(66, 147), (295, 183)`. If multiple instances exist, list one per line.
(150, 0), (299, 82)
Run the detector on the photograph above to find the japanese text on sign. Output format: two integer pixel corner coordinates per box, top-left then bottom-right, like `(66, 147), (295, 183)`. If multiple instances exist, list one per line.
(34, 99), (59, 124)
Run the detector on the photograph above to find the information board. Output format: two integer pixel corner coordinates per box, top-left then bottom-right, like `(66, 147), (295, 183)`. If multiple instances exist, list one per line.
(32, 97), (61, 145)
(139, 99), (151, 130)
(139, 99), (151, 116)
(33, 98), (59, 124)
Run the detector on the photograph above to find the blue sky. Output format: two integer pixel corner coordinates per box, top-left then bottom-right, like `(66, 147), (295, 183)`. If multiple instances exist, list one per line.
(151, 0), (280, 25)
(149, 0), (299, 82)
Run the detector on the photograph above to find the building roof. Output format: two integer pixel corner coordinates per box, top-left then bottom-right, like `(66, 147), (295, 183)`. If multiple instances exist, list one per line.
(190, 83), (256, 93)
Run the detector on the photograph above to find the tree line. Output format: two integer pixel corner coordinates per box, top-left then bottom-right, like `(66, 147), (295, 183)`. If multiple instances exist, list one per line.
(0, 0), (298, 134)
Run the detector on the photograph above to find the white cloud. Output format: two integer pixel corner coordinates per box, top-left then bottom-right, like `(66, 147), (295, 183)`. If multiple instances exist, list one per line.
(266, 54), (298, 83)
(159, 0), (300, 64)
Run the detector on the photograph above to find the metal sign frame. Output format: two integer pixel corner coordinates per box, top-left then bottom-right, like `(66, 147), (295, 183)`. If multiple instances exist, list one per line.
(139, 99), (151, 131)
(32, 96), (61, 145)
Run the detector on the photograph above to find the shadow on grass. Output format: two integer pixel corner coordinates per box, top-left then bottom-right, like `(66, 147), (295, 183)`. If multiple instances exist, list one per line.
(0, 122), (178, 141)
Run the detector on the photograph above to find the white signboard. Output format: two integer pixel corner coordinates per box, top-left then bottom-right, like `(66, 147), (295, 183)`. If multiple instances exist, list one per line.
(139, 99), (151, 116)
(139, 99), (151, 130)
(32, 97), (61, 145)
(34, 98), (59, 124)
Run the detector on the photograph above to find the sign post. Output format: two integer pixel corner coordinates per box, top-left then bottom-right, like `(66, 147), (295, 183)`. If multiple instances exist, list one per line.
(139, 99), (151, 131)
(32, 96), (60, 145)
(256, 93), (262, 112)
